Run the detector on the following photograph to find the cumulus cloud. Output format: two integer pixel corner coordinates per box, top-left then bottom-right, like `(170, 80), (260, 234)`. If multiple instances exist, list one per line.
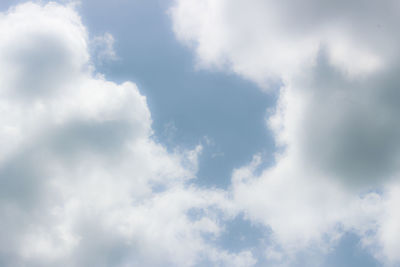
(171, 0), (395, 86)
(0, 2), (255, 266)
(171, 0), (400, 265)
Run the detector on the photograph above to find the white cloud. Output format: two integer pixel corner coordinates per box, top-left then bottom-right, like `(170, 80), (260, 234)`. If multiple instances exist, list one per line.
(0, 2), (255, 266)
(171, 0), (400, 265)
(170, 0), (392, 88)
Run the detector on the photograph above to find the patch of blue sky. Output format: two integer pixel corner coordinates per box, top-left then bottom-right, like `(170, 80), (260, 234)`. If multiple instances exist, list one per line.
(77, 0), (277, 188)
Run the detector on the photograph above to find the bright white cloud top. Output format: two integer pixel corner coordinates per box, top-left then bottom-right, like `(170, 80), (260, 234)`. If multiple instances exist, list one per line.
(171, 0), (400, 265)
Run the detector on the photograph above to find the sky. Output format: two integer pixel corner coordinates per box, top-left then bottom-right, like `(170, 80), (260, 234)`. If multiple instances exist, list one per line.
(0, 0), (398, 266)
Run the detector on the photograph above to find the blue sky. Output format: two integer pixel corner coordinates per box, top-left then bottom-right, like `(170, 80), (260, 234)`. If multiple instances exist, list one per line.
(77, 0), (275, 188)
(0, 1), (398, 266)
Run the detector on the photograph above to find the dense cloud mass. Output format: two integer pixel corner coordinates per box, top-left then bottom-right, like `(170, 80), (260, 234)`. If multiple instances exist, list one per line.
(0, 3), (258, 266)
(171, 0), (400, 265)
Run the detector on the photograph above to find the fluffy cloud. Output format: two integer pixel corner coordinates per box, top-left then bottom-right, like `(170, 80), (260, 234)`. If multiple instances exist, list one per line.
(0, 2), (256, 266)
(171, 0), (400, 265)
(171, 0), (395, 86)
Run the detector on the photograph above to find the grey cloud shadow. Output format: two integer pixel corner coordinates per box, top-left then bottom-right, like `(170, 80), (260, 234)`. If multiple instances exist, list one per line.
(299, 48), (400, 188)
